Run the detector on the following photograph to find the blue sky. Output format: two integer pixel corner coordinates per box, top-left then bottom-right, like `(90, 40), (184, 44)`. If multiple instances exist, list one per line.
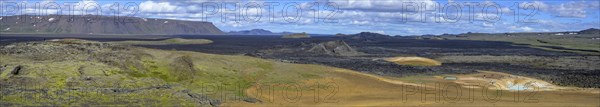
(1, 0), (599, 35)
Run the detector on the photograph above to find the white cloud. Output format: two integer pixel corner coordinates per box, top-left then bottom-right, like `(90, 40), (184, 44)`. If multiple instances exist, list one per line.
(139, 1), (179, 13)
(521, 1), (597, 18)
(372, 30), (386, 34)
(351, 20), (369, 25)
(328, 0), (438, 12)
(521, 26), (533, 31)
(482, 22), (493, 27)
(500, 7), (512, 15)
(509, 26), (534, 32)
(186, 0), (243, 3)
(520, 1), (549, 11)
(552, 1), (588, 18)
(74, 0), (100, 11)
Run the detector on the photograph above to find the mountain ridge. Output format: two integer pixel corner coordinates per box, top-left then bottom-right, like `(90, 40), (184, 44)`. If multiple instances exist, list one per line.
(0, 15), (225, 35)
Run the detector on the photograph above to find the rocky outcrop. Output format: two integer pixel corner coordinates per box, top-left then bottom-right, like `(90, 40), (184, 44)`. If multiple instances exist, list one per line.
(181, 90), (220, 107)
(171, 55), (197, 80)
(0, 15), (225, 35)
(0, 65), (6, 73)
(243, 97), (262, 103)
(0, 39), (125, 61)
(307, 40), (363, 56)
(10, 65), (22, 75)
(0, 40), (219, 106)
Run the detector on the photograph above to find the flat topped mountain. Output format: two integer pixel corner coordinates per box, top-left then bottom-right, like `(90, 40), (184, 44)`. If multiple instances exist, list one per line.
(0, 15), (224, 35)
(339, 32), (393, 42)
(228, 29), (274, 35)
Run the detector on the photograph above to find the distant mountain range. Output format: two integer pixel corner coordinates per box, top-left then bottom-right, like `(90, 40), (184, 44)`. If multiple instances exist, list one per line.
(0, 15), (224, 35)
(227, 29), (337, 36)
(2, 14), (596, 37)
(454, 28), (600, 36)
(227, 29), (293, 35)
(332, 28), (599, 40)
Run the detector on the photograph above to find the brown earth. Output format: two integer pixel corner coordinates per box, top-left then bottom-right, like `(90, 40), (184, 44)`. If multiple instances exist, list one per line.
(224, 69), (600, 106)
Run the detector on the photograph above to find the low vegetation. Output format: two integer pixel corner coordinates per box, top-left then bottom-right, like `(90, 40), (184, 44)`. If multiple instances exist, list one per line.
(0, 39), (338, 106)
(384, 56), (442, 66)
(281, 32), (310, 39)
(1, 39), (598, 106)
